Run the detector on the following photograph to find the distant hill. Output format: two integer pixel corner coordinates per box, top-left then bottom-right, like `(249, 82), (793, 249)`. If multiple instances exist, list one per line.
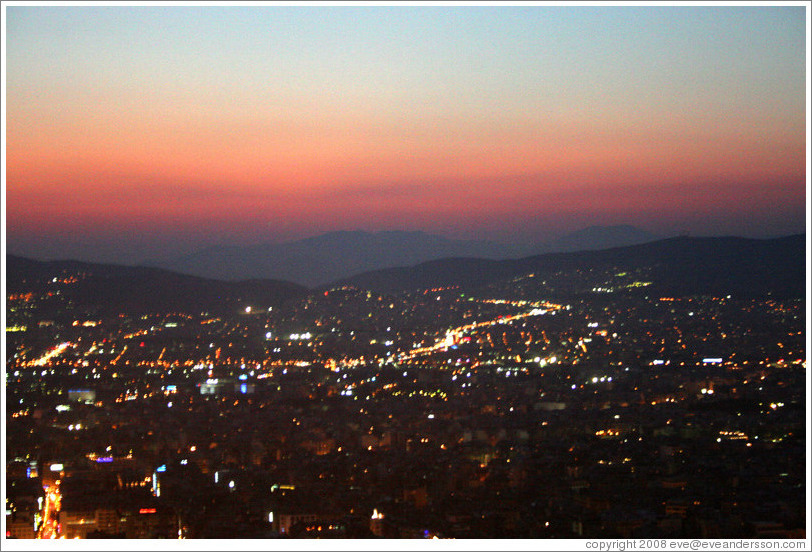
(546, 224), (661, 252)
(145, 230), (531, 287)
(339, 235), (806, 298)
(6, 255), (308, 317)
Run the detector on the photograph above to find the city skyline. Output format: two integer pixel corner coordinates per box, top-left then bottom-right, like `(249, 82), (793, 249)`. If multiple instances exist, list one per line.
(4, 3), (808, 264)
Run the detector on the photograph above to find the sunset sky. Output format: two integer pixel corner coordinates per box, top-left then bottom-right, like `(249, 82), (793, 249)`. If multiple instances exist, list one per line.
(4, 4), (808, 263)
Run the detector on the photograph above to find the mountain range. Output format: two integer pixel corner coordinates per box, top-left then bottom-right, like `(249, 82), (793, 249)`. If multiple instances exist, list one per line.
(6, 234), (805, 320)
(145, 226), (660, 287)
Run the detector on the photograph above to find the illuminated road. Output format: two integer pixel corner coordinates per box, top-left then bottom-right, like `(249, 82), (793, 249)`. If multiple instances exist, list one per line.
(31, 342), (73, 367)
(400, 299), (564, 361)
(37, 483), (61, 539)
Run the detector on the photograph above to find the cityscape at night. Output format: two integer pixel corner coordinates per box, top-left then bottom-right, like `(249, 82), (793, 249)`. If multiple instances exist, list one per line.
(2, 2), (810, 548)
(3, 241), (809, 541)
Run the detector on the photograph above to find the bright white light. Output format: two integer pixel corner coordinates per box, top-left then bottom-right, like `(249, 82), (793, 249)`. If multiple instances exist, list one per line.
(245, 306), (252, 313)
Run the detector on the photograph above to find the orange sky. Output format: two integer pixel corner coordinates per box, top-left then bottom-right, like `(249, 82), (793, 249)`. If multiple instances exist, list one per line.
(5, 6), (807, 262)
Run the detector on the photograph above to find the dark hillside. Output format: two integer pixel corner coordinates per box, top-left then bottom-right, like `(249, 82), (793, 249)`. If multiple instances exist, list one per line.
(6, 255), (308, 316)
(341, 235), (806, 298)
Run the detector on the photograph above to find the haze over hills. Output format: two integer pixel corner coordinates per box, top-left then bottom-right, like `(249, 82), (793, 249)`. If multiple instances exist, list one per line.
(545, 224), (660, 252)
(145, 230), (533, 287)
(144, 226), (662, 287)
